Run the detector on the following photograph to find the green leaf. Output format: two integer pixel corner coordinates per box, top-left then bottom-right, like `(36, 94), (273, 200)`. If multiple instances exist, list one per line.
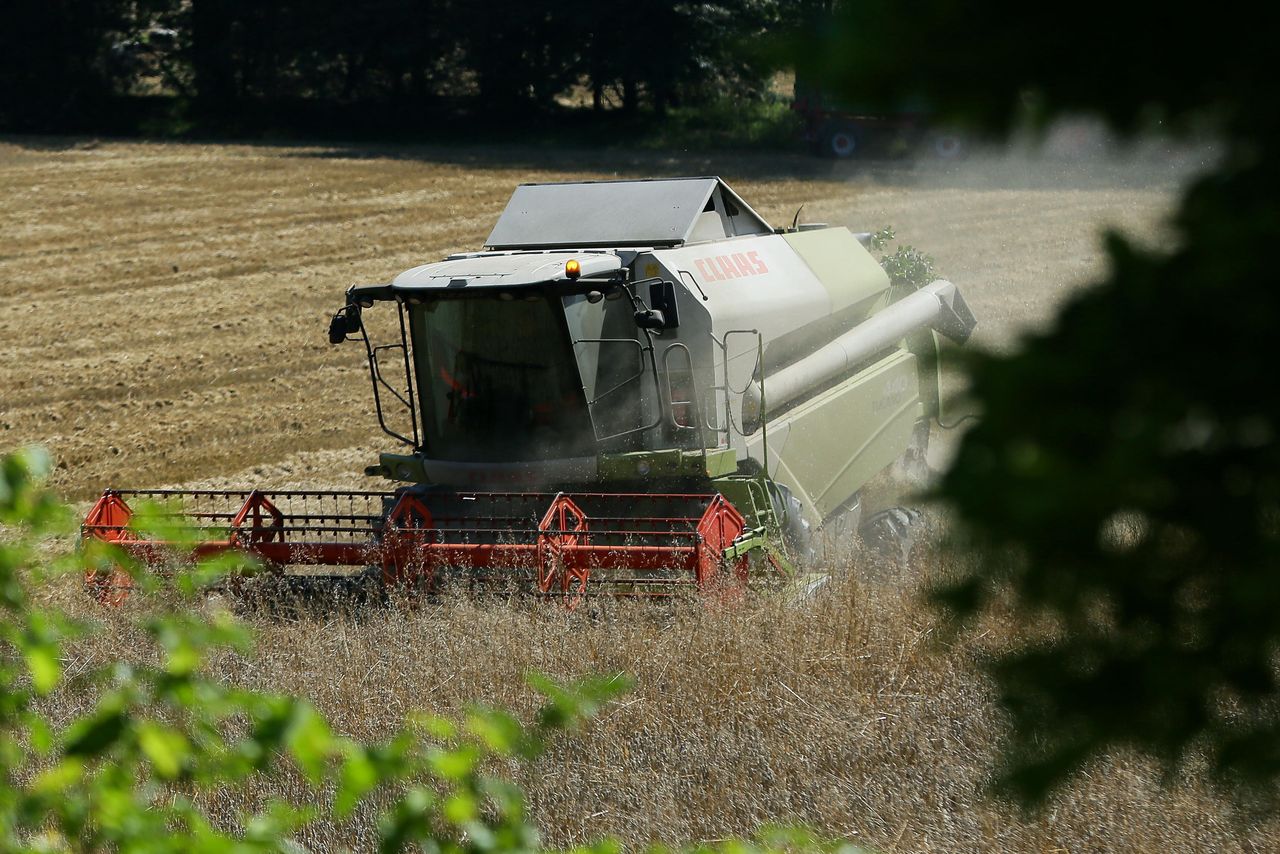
(462, 819), (496, 850)
(335, 749), (379, 818)
(166, 640), (202, 677)
(26, 712), (54, 756)
(479, 777), (526, 819)
(442, 791), (477, 825)
(377, 787), (434, 854)
(528, 671), (633, 731)
(465, 708), (525, 756)
(15, 445), (52, 481)
(569, 842), (623, 854)
(286, 703), (335, 783)
(65, 709), (129, 758)
(138, 722), (190, 779)
(413, 713), (458, 741)
(32, 757), (86, 794)
(186, 551), (259, 597)
(427, 744), (478, 780)
(24, 642), (61, 695)
(128, 498), (206, 549)
(244, 799), (316, 843)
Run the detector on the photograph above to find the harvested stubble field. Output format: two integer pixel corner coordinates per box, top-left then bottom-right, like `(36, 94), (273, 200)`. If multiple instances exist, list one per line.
(2, 137), (1269, 851)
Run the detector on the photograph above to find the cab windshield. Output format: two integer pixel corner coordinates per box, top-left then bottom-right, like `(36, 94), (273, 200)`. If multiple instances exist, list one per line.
(409, 293), (594, 462)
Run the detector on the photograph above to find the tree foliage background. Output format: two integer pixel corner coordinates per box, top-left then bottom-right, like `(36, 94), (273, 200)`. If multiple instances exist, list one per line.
(794, 0), (1280, 804)
(0, 0), (785, 133)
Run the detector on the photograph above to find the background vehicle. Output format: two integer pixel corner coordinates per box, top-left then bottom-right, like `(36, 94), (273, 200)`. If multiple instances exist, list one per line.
(793, 77), (965, 160)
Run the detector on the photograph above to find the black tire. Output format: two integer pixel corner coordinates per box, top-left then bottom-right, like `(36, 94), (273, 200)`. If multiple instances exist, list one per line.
(925, 131), (966, 160)
(819, 122), (861, 159)
(858, 506), (923, 565)
(768, 482), (813, 565)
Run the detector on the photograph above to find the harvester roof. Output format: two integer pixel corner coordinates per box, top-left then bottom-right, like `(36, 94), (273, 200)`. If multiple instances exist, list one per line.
(390, 250), (622, 291)
(484, 177), (773, 249)
(348, 178), (773, 303)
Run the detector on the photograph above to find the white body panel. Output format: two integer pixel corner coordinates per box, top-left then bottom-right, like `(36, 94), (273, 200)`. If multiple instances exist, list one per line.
(369, 177), (972, 527)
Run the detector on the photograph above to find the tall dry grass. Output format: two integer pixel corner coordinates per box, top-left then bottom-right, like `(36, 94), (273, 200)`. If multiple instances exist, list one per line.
(34, 530), (1272, 853)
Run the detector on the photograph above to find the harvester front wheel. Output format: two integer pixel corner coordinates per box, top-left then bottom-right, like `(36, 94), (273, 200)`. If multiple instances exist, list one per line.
(769, 483), (813, 566)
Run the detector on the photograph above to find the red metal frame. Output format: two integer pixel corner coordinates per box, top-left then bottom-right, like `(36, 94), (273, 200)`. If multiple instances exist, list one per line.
(81, 491), (138, 606)
(380, 492), (436, 588)
(694, 494), (751, 590)
(229, 491), (285, 546)
(536, 494), (589, 604)
(81, 487), (756, 608)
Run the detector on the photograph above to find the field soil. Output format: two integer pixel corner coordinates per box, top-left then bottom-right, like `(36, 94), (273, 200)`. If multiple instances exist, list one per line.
(5, 137), (1265, 851)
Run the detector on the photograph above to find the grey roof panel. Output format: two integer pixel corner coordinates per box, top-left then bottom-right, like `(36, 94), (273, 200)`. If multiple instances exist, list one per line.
(392, 250), (621, 290)
(485, 178), (770, 249)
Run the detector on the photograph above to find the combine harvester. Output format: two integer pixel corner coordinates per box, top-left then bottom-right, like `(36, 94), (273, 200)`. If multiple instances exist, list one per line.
(83, 178), (974, 605)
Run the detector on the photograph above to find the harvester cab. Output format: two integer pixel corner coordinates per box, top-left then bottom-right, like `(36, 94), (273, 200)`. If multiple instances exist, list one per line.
(83, 177), (975, 605)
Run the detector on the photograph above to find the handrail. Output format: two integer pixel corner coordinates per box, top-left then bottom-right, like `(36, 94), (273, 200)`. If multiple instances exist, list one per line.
(395, 300), (421, 448)
(661, 342), (710, 470)
(358, 308), (416, 448)
(710, 327), (769, 471)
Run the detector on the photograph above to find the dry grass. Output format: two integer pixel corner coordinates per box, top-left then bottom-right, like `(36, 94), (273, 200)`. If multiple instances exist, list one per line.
(33, 542), (1271, 852)
(4, 137), (1262, 850)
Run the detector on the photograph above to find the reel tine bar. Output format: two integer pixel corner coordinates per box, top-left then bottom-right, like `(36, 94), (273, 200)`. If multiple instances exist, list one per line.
(81, 488), (755, 606)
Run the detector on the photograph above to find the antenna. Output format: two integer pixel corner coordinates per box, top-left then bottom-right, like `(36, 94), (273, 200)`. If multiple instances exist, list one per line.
(791, 204), (805, 231)
(678, 269), (710, 302)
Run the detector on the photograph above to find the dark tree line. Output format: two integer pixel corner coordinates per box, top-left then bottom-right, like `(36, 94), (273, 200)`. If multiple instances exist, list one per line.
(0, 0), (788, 133)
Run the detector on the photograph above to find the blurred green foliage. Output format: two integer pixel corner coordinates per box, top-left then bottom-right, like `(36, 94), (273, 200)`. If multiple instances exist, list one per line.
(636, 98), (803, 151)
(1, 450), (865, 852)
(795, 0), (1280, 805)
(1, 448), (618, 851)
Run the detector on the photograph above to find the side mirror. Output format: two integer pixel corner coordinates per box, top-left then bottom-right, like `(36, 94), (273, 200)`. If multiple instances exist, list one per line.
(648, 280), (680, 329)
(633, 308), (666, 331)
(328, 305), (361, 344)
